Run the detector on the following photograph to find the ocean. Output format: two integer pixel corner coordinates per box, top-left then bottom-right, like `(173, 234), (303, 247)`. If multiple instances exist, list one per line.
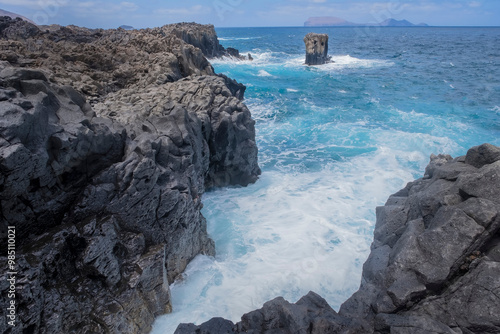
(151, 26), (500, 333)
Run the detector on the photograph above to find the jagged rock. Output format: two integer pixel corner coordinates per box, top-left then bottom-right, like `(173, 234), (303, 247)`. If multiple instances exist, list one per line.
(338, 143), (500, 333)
(176, 318), (235, 334)
(176, 292), (358, 334)
(161, 23), (226, 58)
(0, 20), (215, 103)
(226, 47), (240, 58)
(0, 19), (260, 334)
(0, 16), (39, 40)
(177, 144), (500, 334)
(304, 33), (330, 65)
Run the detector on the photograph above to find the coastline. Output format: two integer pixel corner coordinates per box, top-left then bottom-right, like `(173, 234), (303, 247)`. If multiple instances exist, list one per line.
(1, 17), (499, 334)
(0, 18), (259, 333)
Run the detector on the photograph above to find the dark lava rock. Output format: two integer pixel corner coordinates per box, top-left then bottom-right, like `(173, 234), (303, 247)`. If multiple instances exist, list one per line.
(0, 19), (260, 334)
(177, 143), (500, 334)
(304, 33), (330, 65)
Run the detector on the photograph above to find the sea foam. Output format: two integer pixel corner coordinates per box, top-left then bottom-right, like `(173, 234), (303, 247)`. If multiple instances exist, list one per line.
(151, 26), (500, 334)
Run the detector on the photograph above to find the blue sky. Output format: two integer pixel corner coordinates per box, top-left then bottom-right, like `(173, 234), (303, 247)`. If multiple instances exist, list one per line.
(1, 0), (499, 28)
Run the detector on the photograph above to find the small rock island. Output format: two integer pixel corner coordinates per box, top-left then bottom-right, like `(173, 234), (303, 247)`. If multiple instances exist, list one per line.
(304, 33), (331, 65)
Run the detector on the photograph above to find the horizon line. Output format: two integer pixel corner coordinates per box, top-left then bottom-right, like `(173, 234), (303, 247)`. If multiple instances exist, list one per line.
(213, 25), (500, 29)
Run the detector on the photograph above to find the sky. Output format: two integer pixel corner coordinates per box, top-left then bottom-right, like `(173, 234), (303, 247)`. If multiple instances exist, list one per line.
(1, 0), (499, 29)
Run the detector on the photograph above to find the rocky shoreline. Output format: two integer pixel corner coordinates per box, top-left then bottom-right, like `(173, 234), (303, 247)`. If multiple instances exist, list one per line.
(176, 143), (500, 334)
(0, 17), (259, 333)
(1, 16), (499, 334)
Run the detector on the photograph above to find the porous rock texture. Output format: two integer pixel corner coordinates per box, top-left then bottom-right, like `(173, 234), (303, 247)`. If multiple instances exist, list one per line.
(176, 143), (500, 334)
(0, 17), (260, 333)
(304, 33), (330, 65)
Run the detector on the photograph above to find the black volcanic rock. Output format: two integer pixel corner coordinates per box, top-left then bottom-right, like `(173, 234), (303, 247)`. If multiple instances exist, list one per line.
(0, 16), (39, 40)
(304, 33), (330, 65)
(0, 10), (35, 24)
(0, 19), (260, 334)
(161, 22), (237, 59)
(176, 143), (500, 334)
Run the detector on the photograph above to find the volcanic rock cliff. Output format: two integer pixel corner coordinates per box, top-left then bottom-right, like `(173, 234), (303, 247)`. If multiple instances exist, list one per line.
(0, 17), (260, 333)
(176, 143), (500, 334)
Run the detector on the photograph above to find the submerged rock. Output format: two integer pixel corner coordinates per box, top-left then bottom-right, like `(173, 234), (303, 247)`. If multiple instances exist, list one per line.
(304, 33), (331, 65)
(176, 143), (500, 334)
(0, 18), (260, 334)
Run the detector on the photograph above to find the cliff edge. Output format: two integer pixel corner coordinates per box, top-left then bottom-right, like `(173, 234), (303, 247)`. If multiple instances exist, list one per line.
(176, 143), (500, 334)
(0, 17), (260, 333)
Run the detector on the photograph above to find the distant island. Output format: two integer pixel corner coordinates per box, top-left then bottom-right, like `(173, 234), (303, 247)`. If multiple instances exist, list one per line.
(0, 8), (35, 24)
(119, 25), (135, 30)
(304, 16), (428, 27)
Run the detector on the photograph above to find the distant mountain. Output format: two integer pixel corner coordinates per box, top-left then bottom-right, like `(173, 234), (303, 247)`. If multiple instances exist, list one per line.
(378, 18), (428, 27)
(304, 16), (428, 27)
(119, 25), (135, 30)
(304, 17), (356, 27)
(0, 8), (35, 24)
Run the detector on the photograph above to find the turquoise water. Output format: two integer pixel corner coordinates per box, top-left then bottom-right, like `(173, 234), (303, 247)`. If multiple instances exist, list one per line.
(151, 27), (500, 333)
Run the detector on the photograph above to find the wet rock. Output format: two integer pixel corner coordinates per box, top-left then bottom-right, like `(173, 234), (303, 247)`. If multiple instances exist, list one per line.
(178, 144), (500, 334)
(304, 33), (331, 65)
(175, 318), (236, 334)
(226, 47), (241, 58)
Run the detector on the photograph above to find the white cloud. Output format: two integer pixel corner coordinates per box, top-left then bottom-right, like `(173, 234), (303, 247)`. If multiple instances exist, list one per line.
(156, 5), (209, 16)
(71, 1), (139, 16)
(0, 0), (68, 7)
(120, 1), (138, 12)
(468, 1), (481, 7)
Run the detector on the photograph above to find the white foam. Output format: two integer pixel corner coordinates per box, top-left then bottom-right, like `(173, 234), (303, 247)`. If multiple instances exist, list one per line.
(256, 70), (273, 77)
(150, 123), (465, 334)
(286, 88), (298, 92)
(219, 37), (262, 41)
(317, 55), (394, 71)
(150, 132), (439, 334)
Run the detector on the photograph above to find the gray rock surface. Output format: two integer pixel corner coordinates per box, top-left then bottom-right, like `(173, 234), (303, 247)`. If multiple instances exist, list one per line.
(176, 143), (500, 334)
(304, 33), (330, 65)
(0, 18), (260, 334)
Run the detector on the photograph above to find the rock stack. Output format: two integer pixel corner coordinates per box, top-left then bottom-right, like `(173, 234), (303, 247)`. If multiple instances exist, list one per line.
(0, 17), (260, 333)
(176, 143), (500, 334)
(304, 33), (330, 65)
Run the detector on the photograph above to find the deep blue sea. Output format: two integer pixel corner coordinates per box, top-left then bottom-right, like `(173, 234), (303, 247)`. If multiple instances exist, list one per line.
(151, 27), (500, 333)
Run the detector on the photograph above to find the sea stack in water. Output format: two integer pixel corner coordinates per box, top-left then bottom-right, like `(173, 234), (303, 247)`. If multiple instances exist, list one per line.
(304, 33), (330, 65)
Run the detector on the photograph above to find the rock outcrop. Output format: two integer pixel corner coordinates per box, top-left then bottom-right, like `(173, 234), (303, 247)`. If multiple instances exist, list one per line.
(304, 33), (330, 65)
(161, 23), (226, 58)
(0, 18), (260, 334)
(176, 143), (500, 334)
